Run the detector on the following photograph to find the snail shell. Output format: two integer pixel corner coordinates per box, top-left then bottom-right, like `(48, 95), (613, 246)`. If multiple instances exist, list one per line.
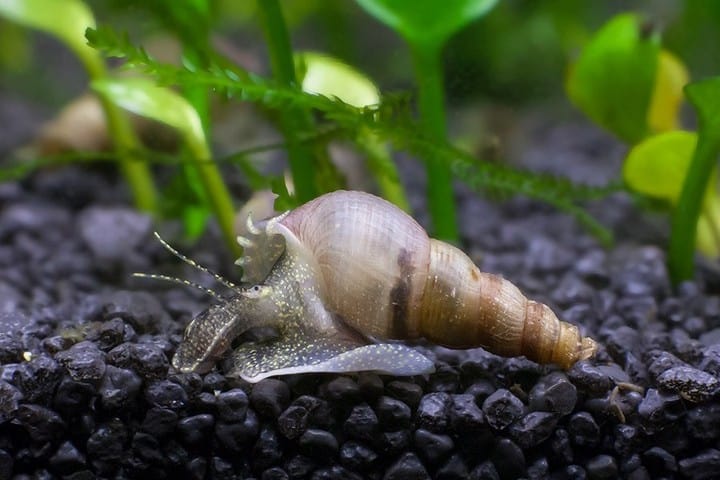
(172, 190), (597, 381)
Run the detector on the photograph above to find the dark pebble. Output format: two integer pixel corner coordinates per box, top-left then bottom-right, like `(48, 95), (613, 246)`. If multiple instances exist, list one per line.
(642, 446), (677, 475)
(508, 412), (558, 449)
(527, 457), (549, 480)
(107, 342), (169, 380)
(55, 341), (106, 383)
(645, 350), (686, 381)
(678, 449), (720, 480)
(414, 429), (454, 465)
(339, 441), (378, 472)
(568, 411), (601, 447)
(343, 403), (378, 442)
(193, 391), (217, 411)
(251, 379), (290, 418)
(254, 426), (283, 470)
(417, 392), (451, 432)
(482, 389), (525, 431)
(686, 403), (720, 440)
(637, 389), (685, 433)
(298, 429), (339, 460)
(262, 467), (289, 480)
(657, 365), (719, 402)
(85, 317), (127, 351)
(699, 344), (720, 377)
(385, 380), (423, 409)
(178, 414), (214, 445)
(550, 428), (574, 464)
(139, 407), (178, 439)
(293, 395), (335, 429)
(278, 405), (309, 439)
(86, 419), (127, 462)
(311, 465), (363, 480)
(463, 379), (496, 403)
(448, 393), (485, 432)
(567, 363), (613, 395)
(585, 454), (617, 479)
(375, 396), (412, 430)
(0, 381), (22, 422)
(383, 452), (430, 480)
(323, 377), (361, 404)
(285, 455), (315, 479)
(96, 290), (171, 334)
(78, 206), (151, 264)
(144, 379), (188, 410)
(186, 456), (207, 479)
(491, 438), (525, 479)
(470, 461), (499, 480)
(436, 453), (469, 480)
(357, 372), (384, 400)
(12, 404), (66, 444)
(614, 424), (641, 456)
(98, 365), (142, 410)
(377, 430), (411, 457)
(8, 354), (63, 403)
(217, 388), (249, 423)
(214, 409), (259, 452)
(428, 365), (460, 392)
(53, 377), (95, 415)
(48, 440), (85, 475)
(203, 371), (228, 392)
(528, 372), (577, 415)
(0, 450), (12, 480)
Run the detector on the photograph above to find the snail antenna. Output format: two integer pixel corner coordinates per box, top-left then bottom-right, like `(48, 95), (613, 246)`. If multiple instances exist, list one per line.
(151, 231), (239, 290)
(132, 273), (223, 300)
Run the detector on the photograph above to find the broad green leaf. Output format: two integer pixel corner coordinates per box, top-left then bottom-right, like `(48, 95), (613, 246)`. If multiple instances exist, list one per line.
(297, 52), (380, 108)
(623, 130), (698, 202)
(0, 0), (98, 67)
(356, 0), (498, 47)
(92, 77), (206, 148)
(566, 13), (659, 144)
(647, 50), (689, 133)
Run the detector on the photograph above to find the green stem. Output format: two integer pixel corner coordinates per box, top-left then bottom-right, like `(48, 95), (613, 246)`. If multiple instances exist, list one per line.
(257, 0), (318, 202)
(409, 41), (458, 242)
(83, 54), (157, 213)
(668, 136), (720, 282)
(186, 139), (241, 257)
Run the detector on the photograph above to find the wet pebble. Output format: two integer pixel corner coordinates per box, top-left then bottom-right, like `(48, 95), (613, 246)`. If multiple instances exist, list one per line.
(678, 449), (720, 480)
(491, 438), (525, 479)
(642, 447), (677, 476)
(436, 453), (469, 480)
(177, 414), (214, 445)
(385, 380), (423, 409)
(656, 365), (719, 402)
(48, 440), (86, 475)
(343, 403), (378, 442)
(482, 389), (525, 431)
(686, 403), (720, 440)
(417, 392), (451, 432)
(383, 452), (430, 480)
(339, 441), (377, 472)
(298, 429), (338, 460)
(375, 396), (412, 430)
(214, 409), (259, 452)
(448, 393), (485, 432)
(217, 388), (249, 423)
(140, 407), (178, 439)
(277, 405), (309, 439)
(98, 365), (142, 410)
(414, 429), (454, 465)
(528, 372), (577, 415)
(568, 411), (601, 447)
(586, 454), (618, 479)
(107, 342), (169, 380)
(251, 379), (290, 418)
(144, 379), (188, 410)
(508, 412), (558, 449)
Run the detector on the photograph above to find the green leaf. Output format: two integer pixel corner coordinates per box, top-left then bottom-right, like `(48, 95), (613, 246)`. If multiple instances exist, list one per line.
(0, 0), (98, 68)
(566, 13), (659, 144)
(91, 77), (206, 148)
(297, 51), (380, 108)
(623, 130), (698, 202)
(669, 77), (720, 281)
(356, 0), (498, 47)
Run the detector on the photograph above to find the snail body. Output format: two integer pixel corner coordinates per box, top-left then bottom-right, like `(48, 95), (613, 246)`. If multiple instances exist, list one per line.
(172, 190), (597, 382)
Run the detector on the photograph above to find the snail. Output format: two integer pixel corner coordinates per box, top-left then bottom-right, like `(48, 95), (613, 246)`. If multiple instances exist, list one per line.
(162, 190), (597, 382)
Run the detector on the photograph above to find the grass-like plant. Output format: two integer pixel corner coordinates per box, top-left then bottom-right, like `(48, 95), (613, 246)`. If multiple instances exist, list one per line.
(0, 0), (157, 213)
(355, 0), (499, 241)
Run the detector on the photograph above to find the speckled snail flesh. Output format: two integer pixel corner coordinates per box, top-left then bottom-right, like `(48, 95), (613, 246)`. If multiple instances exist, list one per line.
(171, 190), (597, 382)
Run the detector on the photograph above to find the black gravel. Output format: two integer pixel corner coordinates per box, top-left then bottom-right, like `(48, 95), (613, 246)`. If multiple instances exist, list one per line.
(3, 134), (720, 479)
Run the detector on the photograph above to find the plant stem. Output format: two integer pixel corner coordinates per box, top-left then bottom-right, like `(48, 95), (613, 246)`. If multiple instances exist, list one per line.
(257, 0), (318, 203)
(669, 135), (720, 283)
(409, 41), (458, 242)
(186, 139), (241, 257)
(84, 55), (157, 213)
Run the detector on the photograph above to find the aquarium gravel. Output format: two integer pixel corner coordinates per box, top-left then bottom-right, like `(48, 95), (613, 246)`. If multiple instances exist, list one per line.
(2, 167), (720, 480)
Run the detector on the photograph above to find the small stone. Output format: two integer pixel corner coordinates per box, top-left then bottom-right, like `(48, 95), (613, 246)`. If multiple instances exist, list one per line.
(528, 372), (577, 415)
(214, 409), (259, 452)
(217, 388), (249, 423)
(448, 394), (485, 432)
(251, 379), (290, 418)
(203, 371), (228, 392)
(686, 403), (720, 440)
(375, 396), (412, 430)
(0, 450), (12, 480)
(699, 344), (720, 376)
(12, 404), (66, 444)
(107, 342), (169, 380)
(278, 405), (309, 439)
(645, 350), (686, 381)
(508, 412), (558, 449)
(436, 454), (469, 480)
(637, 389), (685, 433)
(642, 447), (677, 475)
(262, 467), (289, 480)
(414, 429), (454, 466)
(7, 353), (63, 403)
(343, 403), (378, 442)
(614, 424), (641, 456)
(585, 454), (618, 480)
(96, 290), (172, 334)
(428, 365), (460, 393)
(417, 392), (451, 432)
(378, 430), (411, 457)
(293, 395), (335, 429)
(323, 377), (361, 404)
(86, 420), (127, 462)
(470, 461), (499, 480)
(48, 440), (86, 475)
(678, 449), (720, 480)
(463, 379), (496, 402)
(144, 380), (187, 410)
(139, 407), (177, 439)
(253, 426), (283, 470)
(79, 206), (151, 264)
(550, 428), (574, 464)
(98, 365), (142, 410)
(482, 389), (525, 431)
(298, 429), (338, 460)
(86, 317), (127, 351)
(383, 452), (430, 480)
(285, 455), (315, 479)
(657, 366), (719, 402)
(339, 441), (378, 472)
(357, 372), (384, 400)
(311, 465), (363, 480)
(491, 438), (525, 479)
(177, 414), (214, 445)
(567, 363), (613, 395)
(0, 381), (22, 422)
(53, 377), (95, 415)
(385, 380), (423, 409)
(568, 411), (601, 447)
